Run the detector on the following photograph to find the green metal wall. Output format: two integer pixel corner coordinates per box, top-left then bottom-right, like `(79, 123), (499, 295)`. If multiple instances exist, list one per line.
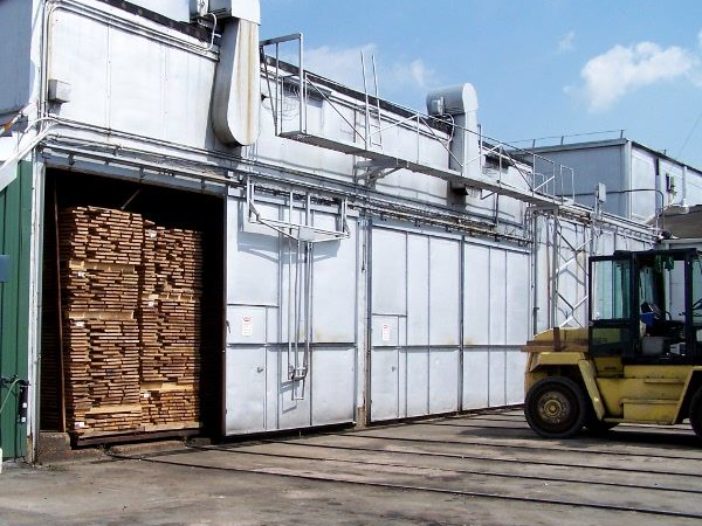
(0, 161), (32, 460)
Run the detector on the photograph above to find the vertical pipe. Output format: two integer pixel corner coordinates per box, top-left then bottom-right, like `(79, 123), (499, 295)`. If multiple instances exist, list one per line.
(286, 191), (293, 378)
(303, 242), (312, 373)
(287, 236), (293, 378)
(364, 218), (373, 424)
(293, 239), (302, 378)
(302, 195), (312, 379)
(28, 162), (46, 462)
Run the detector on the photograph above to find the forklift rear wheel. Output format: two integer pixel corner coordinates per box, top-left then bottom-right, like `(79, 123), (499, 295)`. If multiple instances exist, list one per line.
(525, 377), (586, 439)
(690, 388), (702, 438)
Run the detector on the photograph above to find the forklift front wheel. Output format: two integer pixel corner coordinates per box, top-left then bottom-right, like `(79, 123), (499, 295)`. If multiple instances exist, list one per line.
(525, 376), (586, 439)
(690, 388), (702, 439)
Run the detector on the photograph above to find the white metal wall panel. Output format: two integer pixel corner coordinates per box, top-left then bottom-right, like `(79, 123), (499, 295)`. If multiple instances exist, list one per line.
(405, 349), (429, 417)
(227, 202), (279, 307)
(225, 196), (357, 435)
(429, 238), (460, 346)
(462, 349), (489, 409)
(429, 349), (459, 413)
(312, 347), (357, 425)
(464, 244), (490, 345)
(109, 29), (164, 139)
(312, 215), (357, 343)
(49, 5), (216, 150)
(506, 252), (529, 344)
(505, 349), (527, 405)
(489, 251), (507, 345)
(50, 10), (110, 127)
(407, 235), (429, 346)
(370, 348), (400, 421)
(225, 346), (266, 434)
(463, 242), (530, 409)
(161, 47), (214, 147)
(370, 226), (461, 421)
(371, 228), (407, 315)
(488, 349), (506, 407)
(631, 151), (657, 220)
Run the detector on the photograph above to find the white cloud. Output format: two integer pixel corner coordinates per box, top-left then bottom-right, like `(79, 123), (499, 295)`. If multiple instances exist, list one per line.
(698, 29), (702, 48)
(302, 43), (436, 99)
(558, 31), (575, 53)
(573, 41), (699, 111)
(303, 43), (376, 91)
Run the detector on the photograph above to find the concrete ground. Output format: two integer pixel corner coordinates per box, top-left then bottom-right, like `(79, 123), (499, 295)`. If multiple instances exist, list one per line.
(1, 409), (702, 525)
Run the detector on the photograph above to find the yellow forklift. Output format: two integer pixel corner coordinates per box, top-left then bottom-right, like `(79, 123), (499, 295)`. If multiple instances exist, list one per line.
(524, 248), (702, 438)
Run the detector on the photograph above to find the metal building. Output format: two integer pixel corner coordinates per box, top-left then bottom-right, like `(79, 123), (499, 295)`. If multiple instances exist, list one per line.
(530, 136), (702, 223)
(0, 0), (657, 461)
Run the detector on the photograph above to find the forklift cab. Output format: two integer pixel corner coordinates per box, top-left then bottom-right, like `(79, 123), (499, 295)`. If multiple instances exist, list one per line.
(589, 248), (702, 364)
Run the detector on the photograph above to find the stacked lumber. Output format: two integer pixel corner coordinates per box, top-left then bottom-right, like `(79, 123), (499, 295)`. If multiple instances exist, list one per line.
(59, 207), (144, 435)
(57, 206), (204, 438)
(139, 224), (202, 427)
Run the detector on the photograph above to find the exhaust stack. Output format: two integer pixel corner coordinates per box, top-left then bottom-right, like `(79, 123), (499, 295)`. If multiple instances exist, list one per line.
(426, 84), (480, 184)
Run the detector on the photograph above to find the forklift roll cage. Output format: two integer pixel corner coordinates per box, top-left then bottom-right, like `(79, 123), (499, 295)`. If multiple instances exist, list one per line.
(588, 248), (702, 364)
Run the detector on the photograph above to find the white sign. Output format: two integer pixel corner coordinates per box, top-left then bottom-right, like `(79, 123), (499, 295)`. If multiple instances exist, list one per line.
(241, 315), (253, 337)
(381, 323), (391, 343)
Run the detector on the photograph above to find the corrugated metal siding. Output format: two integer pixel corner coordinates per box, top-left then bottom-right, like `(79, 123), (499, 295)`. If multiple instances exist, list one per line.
(0, 161), (31, 459)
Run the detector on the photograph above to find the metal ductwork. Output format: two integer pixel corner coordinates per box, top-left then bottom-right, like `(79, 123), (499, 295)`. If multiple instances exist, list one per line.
(197, 0), (261, 146)
(426, 84), (480, 183)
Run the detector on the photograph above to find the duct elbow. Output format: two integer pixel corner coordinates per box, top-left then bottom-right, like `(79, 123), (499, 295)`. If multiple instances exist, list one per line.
(426, 83), (478, 118)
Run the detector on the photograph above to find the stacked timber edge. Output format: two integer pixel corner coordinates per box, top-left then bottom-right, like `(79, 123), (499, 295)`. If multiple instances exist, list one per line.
(58, 206), (203, 441)
(140, 223), (202, 432)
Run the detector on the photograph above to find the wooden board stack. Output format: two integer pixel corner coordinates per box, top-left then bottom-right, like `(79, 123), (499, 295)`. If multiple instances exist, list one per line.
(140, 224), (202, 429)
(58, 206), (204, 438)
(59, 207), (144, 436)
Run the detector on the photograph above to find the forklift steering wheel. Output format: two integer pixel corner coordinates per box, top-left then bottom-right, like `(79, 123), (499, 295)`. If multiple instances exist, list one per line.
(641, 301), (664, 320)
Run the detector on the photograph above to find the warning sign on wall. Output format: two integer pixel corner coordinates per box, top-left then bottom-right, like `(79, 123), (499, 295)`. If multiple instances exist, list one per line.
(241, 315), (253, 337)
(381, 323), (391, 343)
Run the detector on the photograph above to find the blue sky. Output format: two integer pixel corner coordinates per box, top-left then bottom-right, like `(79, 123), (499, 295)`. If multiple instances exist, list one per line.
(260, 0), (702, 168)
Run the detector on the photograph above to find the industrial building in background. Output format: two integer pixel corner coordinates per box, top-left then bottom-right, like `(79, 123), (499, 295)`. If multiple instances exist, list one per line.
(0, 0), (686, 462)
(530, 136), (702, 223)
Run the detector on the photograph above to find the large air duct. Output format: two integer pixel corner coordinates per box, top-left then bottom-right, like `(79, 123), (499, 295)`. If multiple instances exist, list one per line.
(426, 84), (480, 184)
(201, 0), (261, 146)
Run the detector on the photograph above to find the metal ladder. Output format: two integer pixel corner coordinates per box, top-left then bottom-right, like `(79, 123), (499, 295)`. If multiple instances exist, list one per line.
(361, 51), (383, 150)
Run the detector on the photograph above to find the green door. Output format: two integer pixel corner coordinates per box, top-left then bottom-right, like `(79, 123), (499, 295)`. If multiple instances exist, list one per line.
(0, 161), (32, 460)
